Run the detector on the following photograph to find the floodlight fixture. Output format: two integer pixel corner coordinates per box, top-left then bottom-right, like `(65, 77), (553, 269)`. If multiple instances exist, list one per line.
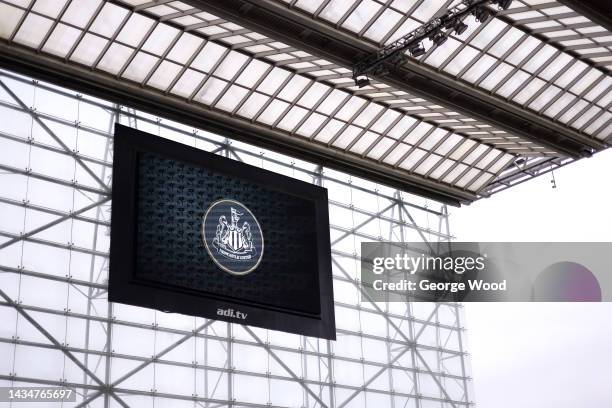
(352, 0), (508, 85)
(432, 32), (448, 46)
(494, 0), (513, 10)
(442, 16), (456, 30)
(409, 42), (426, 57)
(473, 7), (490, 23)
(356, 77), (371, 88)
(454, 22), (469, 35)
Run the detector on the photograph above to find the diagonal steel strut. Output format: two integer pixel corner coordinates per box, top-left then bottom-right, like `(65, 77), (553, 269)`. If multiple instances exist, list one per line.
(0, 78), (111, 193)
(0, 197), (110, 251)
(332, 257), (460, 408)
(242, 325), (329, 408)
(74, 319), (215, 407)
(0, 288), (129, 408)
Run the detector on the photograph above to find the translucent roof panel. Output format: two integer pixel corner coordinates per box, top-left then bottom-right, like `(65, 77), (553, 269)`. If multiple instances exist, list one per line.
(275, 0), (612, 141)
(0, 0), (526, 198)
(119, 0), (552, 156)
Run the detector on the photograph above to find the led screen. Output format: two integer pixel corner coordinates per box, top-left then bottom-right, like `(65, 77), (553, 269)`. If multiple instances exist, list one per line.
(109, 124), (335, 339)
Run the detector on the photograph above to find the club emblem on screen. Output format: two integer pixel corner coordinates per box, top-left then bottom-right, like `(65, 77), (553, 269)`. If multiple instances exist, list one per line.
(202, 199), (264, 275)
(214, 207), (255, 256)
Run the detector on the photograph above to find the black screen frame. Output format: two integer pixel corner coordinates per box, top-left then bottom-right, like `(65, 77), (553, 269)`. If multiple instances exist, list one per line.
(109, 124), (336, 340)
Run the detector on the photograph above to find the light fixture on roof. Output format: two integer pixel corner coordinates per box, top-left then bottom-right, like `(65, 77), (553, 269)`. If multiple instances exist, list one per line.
(472, 7), (490, 23)
(493, 0), (513, 10)
(408, 42), (426, 57)
(353, 0), (506, 86)
(441, 15), (469, 36)
(514, 157), (526, 166)
(580, 148), (594, 158)
(355, 76), (371, 88)
(454, 22), (468, 35)
(431, 32), (448, 46)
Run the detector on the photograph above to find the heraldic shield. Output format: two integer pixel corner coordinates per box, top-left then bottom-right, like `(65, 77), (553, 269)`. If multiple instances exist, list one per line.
(202, 199), (264, 275)
(213, 207), (256, 256)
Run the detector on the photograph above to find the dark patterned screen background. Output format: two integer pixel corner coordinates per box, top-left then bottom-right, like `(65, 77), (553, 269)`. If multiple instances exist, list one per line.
(135, 152), (321, 315)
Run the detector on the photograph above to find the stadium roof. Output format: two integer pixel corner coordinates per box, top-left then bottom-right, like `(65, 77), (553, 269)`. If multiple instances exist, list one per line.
(0, 0), (610, 205)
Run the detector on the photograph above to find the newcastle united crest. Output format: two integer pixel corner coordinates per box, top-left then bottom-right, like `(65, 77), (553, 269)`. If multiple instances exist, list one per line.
(202, 199), (264, 275)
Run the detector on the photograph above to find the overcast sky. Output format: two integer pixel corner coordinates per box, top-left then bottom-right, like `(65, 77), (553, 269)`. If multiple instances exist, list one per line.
(452, 149), (612, 407)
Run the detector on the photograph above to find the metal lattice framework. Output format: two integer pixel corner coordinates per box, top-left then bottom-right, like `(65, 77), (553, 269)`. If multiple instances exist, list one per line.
(269, 0), (611, 139)
(179, 0), (612, 190)
(0, 70), (471, 408)
(1, 0), (609, 204)
(352, 0), (502, 80)
(0, 0), (542, 205)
